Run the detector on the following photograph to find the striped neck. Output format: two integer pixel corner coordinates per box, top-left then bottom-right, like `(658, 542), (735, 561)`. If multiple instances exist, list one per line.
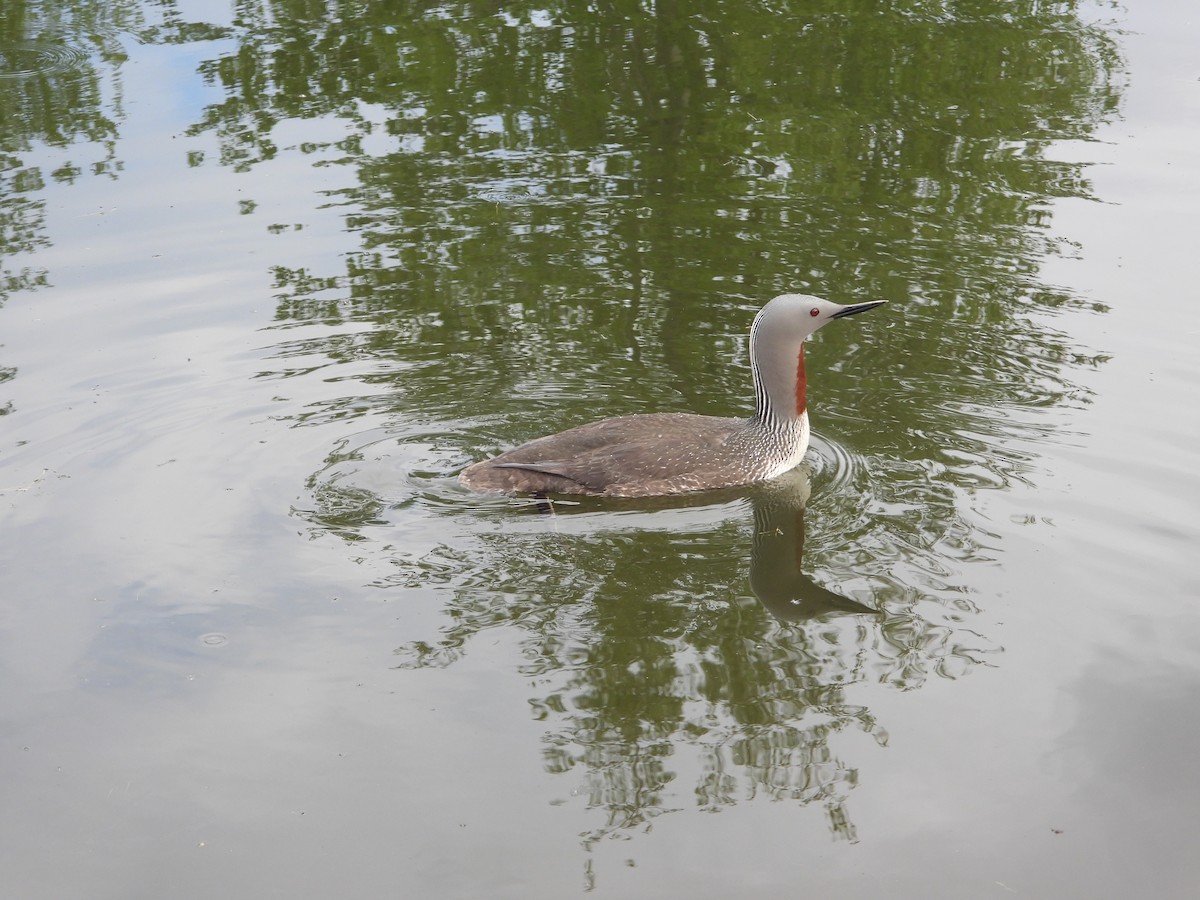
(750, 343), (807, 431)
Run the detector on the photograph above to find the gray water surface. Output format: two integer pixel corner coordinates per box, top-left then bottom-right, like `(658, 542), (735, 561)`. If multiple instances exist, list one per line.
(2, 1), (1198, 897)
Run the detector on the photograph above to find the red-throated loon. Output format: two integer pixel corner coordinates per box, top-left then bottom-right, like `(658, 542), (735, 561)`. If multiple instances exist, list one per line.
(460, 294), (887, 497)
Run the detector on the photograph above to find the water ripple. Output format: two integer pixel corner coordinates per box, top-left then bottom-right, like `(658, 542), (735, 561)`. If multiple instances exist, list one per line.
(0, 39), (90, 79)
(806, 431), (862, 497)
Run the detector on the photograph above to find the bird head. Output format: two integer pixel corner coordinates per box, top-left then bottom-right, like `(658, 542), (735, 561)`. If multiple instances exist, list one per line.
(754, 293), (888, 345)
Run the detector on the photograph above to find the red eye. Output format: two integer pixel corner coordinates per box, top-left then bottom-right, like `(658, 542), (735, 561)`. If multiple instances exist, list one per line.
(809, 308), (820, 317)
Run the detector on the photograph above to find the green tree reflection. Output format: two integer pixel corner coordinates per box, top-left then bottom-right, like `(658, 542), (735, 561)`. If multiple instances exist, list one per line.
(195, 0), (1120, 844)
(384, 473), (996, 842)
(221, 0), (1120, 492)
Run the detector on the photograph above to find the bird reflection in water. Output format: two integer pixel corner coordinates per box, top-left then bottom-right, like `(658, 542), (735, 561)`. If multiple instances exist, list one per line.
(745, 470), (880, 623)
(528, 466), (880, 625)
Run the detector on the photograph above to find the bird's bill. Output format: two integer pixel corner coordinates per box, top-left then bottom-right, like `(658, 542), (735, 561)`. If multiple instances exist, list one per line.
(831, 299), (888, 319)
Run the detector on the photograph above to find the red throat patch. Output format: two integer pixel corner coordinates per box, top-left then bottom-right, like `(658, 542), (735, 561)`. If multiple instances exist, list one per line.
(795, 347), (807, 416)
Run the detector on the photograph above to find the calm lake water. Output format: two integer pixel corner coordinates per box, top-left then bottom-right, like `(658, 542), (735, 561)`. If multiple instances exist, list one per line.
(2, 1), (1198, 897)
